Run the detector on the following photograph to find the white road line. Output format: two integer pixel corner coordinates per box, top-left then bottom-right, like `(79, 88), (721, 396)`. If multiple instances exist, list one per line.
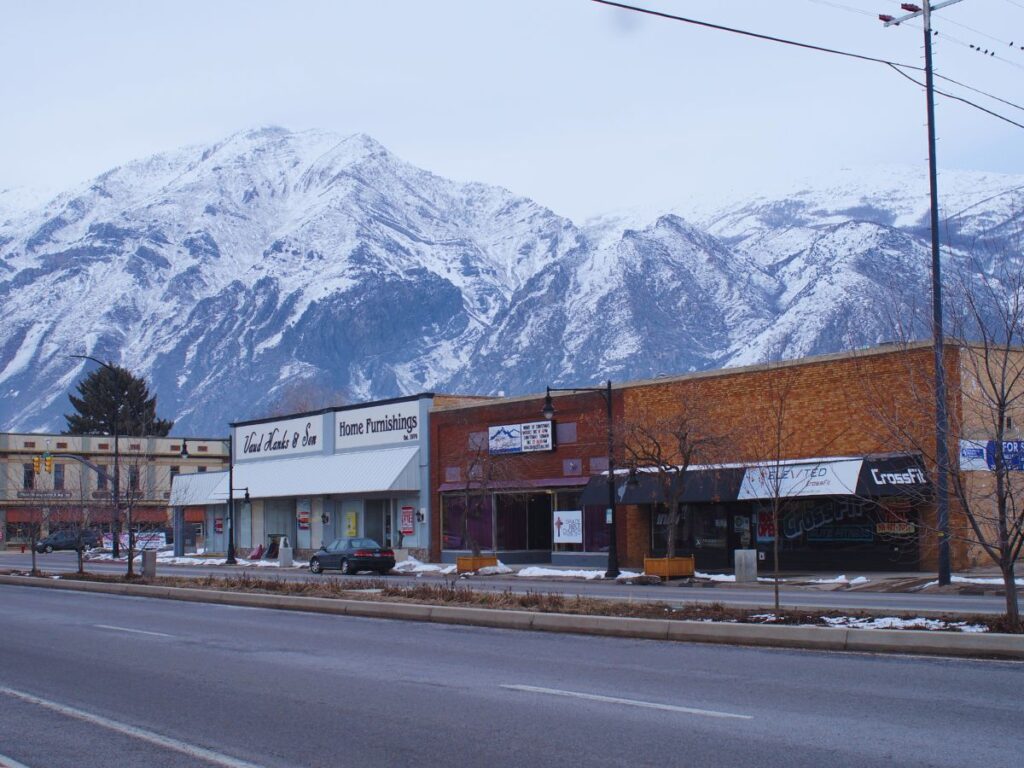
(0, 686), (267, 768)
(94, 624), (175, 638)
(0, 752), (34, 768)
(501, 684), (753, 720)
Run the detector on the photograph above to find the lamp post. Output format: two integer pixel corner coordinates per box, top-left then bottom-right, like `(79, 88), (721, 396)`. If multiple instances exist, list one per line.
(180, 437), (241, 565)
(70, 355), (124, 559)
(542, 380), (619, 578)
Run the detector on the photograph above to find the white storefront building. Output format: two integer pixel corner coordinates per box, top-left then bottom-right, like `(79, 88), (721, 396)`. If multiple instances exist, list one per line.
(171, 394), (435, 558)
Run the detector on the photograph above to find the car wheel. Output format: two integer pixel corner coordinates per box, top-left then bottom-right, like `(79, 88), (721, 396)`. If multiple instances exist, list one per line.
(44, 545), (53, 554)
(309, 558), (323, 574)
(377, 569), (389, 576)
(341, 559), (351, 575)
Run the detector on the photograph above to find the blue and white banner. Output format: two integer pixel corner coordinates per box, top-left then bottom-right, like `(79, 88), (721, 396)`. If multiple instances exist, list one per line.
(959, 440), (1024, 471)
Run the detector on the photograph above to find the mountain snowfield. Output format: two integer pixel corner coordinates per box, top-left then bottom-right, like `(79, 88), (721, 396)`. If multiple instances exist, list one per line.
(0, 127), (1020, 434)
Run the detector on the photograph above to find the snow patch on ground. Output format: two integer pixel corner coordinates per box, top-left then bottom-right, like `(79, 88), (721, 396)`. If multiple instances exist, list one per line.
(515, 566), (641, 580)
(821, 616), (989, 632)
(87, 550), (307, 568)
(922, 574), (1024, 588)
(392, 557), (457, 575)
(476, 561), (513, 576)
(695, 571), (735, 582)
(809, 575), (870, 586)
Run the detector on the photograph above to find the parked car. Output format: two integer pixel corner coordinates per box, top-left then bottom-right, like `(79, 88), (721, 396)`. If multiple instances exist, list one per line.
(309, 538), (395, 575)
(35, 529), (101, 554)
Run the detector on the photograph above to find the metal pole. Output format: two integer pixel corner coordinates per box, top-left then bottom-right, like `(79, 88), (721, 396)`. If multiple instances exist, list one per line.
(112, 407), (121, 559)
(922, 2), (952, 585)
(226, 435), (237, 565)
(604, 380), (620, 578)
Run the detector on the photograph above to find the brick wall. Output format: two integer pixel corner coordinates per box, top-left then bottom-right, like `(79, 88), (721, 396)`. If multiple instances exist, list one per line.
(429, 345), (971, 569)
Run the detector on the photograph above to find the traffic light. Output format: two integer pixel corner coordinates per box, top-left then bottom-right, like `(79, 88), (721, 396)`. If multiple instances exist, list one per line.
(44, 454), (53, 473)
(32, 455), (41, 473)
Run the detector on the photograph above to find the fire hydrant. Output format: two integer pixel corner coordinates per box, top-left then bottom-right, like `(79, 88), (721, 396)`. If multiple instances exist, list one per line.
(20, 544), (26, 553)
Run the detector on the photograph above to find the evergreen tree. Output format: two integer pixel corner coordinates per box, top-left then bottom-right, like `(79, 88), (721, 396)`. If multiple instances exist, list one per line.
(64, 363), (174, 436)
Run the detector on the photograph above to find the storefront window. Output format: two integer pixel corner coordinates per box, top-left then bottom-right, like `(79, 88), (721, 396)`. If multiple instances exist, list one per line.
(754, 496), (919, 569)
(441, 494), (493, 552)
(496, 494), (528, 550)
(650, 503), (693, 555)
(584, 506), (610, 552)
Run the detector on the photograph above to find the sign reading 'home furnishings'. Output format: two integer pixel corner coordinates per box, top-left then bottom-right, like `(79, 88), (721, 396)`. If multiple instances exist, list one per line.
(488, 421), (553, 454)
(335, 401), (420, 450)
(235, 416), (322, 462)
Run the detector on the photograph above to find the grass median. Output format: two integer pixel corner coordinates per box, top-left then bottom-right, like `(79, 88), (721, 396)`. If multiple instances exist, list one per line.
(18, 570), (1020, 634)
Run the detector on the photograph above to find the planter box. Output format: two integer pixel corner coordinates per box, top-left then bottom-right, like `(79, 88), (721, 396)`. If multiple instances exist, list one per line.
(644, 556), (695, 579)
(457, 555), (498, 573)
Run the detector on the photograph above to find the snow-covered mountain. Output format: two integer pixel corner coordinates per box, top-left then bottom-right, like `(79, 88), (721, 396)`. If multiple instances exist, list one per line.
(1, 127), (1019, 433)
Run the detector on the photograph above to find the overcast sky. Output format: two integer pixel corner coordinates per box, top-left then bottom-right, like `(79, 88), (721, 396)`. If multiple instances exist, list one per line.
(2, 0), (1021, 220)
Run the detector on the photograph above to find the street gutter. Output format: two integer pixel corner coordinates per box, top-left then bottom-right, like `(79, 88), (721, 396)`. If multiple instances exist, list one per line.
(2, 574), (1021, 660)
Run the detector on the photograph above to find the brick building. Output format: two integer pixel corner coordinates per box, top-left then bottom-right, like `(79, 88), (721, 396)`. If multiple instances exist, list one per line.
(429, 342), (980, 572)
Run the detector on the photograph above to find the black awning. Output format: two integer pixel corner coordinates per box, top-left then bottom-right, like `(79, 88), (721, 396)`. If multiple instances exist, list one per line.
(579, 467), (745, 506)
(856, 455), (930, 497)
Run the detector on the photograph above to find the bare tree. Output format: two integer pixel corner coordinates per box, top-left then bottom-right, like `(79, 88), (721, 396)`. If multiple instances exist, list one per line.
(946, 255), (1024, 626)
(619, 389), (732, 563)
(863, 238), (1024, 627)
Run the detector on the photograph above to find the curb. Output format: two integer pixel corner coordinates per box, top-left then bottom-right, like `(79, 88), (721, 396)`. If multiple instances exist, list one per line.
(2, 574), (1022, 659)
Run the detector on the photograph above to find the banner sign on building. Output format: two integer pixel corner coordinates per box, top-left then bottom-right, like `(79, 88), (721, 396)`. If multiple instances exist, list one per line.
(959, 440), (1024, 471)
(488, 421), (553, 454)
(400, 505), (416, 535)
(738, 460), (861, 500)
(335, 401), (420, 450)
(553, 510), (583, 544)
(297, 498), (311, 531)
(234, 415), (323, 462)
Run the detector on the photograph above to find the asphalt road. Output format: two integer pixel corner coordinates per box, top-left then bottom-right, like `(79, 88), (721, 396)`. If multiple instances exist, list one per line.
(0, 584), (1021, 768)
(1, 550), (1019, 616)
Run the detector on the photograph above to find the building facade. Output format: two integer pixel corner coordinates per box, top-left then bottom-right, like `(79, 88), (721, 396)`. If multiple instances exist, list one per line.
(0, 432), (228, 546)
(429, 343), (970, 571)
(170, 394), (480, 559)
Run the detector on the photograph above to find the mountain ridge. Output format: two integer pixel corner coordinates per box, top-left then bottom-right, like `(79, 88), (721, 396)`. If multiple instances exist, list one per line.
(0, 127), (1019, 433)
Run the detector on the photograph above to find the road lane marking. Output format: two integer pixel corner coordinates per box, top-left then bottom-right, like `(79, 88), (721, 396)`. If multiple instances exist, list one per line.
(501, 684), (752, 720)
(0, 686), (267, 768)
(94, 624), (175, 638)
(0, 753), (34, 768)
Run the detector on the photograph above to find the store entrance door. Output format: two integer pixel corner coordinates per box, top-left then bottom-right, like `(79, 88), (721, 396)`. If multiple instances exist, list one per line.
(364, 499), (388, 545)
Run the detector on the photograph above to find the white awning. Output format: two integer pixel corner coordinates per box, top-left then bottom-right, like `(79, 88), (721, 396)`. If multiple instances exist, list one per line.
(170, 470), (229, 507)
(232, 446), (421, 499)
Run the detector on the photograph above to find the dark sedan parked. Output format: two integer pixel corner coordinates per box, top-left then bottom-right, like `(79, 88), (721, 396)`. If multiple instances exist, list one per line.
(309, 538), (395, 575)
(35, 529), (101, 553)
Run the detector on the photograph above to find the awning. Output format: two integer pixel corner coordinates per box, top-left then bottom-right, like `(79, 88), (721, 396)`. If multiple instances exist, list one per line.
(170, 471), (229, 507)
(580, 468), (745, 506)
(579, 455), (928, 505)
(233, 446), (421, 499)
(437, 477), (589, 493)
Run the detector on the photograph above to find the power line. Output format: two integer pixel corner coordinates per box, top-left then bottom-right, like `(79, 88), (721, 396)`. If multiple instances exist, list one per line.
(592, 0), (926, 69)
(591, 1), (1024, 130)
(887, 64), (1024, 128)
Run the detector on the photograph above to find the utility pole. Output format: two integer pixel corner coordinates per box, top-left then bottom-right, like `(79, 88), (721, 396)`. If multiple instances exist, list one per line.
(880, 1), (963, 585)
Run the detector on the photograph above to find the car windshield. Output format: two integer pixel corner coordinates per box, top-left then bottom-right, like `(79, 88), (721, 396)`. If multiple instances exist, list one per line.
(349, 538), (380, 549)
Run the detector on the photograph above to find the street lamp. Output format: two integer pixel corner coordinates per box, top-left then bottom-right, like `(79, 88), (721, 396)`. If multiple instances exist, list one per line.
(70, 355), (124, 560)
(180, 437), (244, 565)
(542, 380), (619, 578)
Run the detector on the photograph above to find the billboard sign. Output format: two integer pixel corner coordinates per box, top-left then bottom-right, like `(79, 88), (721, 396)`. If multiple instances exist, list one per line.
(488, 421), (553, 454)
